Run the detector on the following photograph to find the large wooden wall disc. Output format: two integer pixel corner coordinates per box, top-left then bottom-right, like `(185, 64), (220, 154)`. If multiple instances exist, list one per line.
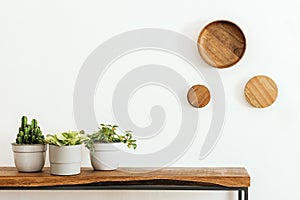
(198, 20), (246, 68)
(244, 75), (278, 108)
(187, 85), (211, 108)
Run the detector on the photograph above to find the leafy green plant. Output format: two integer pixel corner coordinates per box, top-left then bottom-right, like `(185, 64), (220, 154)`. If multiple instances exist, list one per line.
(85, 124), (137, 152)
(45, 130), (87, 146)
(16, 116), (45, 144)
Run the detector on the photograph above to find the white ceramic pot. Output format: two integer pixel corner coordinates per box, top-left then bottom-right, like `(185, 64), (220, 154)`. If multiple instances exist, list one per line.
(90, 143), (121, 170)
(11, 143), (47, 172)
(49, 144), (82, 175)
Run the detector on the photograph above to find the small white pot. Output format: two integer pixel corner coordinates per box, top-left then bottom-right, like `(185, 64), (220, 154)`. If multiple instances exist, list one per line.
(11, 143), (47, 172)
(49, 144), (82, 175)
(90, 143), (121, 170)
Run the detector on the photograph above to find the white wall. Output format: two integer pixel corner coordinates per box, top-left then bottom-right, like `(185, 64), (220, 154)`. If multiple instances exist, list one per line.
(1, 0), (300, 199)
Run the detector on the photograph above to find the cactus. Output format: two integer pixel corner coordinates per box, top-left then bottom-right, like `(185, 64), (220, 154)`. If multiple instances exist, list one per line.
(16, 116), (45, 144)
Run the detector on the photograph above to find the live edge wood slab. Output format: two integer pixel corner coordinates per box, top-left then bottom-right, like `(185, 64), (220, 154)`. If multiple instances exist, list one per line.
(0, 167), (250, 188)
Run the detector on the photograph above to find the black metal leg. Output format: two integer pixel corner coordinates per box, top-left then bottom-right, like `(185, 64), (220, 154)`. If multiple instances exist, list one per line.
(244, 188), (248, 200)
(238, 190), (242, 200)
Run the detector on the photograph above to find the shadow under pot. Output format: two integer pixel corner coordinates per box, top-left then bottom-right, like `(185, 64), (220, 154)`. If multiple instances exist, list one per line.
(49, 144), (82, 175)
(11, 143), (47, 172)
(90, 143), (122, 170)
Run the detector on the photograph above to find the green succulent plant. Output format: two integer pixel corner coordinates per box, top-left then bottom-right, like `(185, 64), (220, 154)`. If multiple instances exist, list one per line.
(45, 130), (87, 146)
(85, 124), (137, 152)
(16, 116), (45, 144)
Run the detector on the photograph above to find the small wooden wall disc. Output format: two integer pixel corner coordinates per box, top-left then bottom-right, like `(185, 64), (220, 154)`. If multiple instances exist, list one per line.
(187, 85), (211, 108)
(244, 75), (278, 108)
(198, 20), (246, 68)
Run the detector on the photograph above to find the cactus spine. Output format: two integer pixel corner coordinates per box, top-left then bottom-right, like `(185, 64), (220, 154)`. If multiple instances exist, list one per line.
(16, 116), (45, 144)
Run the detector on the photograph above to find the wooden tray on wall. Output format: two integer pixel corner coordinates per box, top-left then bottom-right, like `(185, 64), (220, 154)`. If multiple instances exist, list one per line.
(197, 20), (246, 68)
(244, 75), (278, 108)
(187, 85), (210, 108)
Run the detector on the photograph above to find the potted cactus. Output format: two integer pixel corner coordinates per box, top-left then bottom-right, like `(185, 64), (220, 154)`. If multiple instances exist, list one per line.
(85, 124), (137, 170)
(11, 116), (47, 172)
(45, 130), (87, 175)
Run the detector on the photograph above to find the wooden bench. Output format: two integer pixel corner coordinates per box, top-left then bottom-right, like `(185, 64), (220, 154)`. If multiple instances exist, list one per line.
(0, 167), (250, 200)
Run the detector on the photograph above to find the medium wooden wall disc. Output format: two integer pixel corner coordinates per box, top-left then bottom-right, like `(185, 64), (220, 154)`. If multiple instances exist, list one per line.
(187, 85), (211, 108)
(197, 20), (246, 68)
(244, 75), (278, 108)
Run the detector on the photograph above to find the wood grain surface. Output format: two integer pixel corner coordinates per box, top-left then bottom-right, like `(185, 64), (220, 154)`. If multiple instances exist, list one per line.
(187, 85), (210, 108)
(198, 20), (246, 68)
(244, 75), (278, 108)
(0, 167), (250, 188)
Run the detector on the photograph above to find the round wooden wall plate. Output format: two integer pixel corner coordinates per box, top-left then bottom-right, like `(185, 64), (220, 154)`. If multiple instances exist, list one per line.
(244, 75), (278, 108)
(197, 20), (246, 68)
(187, 85), (211, 108)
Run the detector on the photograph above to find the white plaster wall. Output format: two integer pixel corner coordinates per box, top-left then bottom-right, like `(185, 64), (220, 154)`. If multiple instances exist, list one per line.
(0, 0), (300, 199)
